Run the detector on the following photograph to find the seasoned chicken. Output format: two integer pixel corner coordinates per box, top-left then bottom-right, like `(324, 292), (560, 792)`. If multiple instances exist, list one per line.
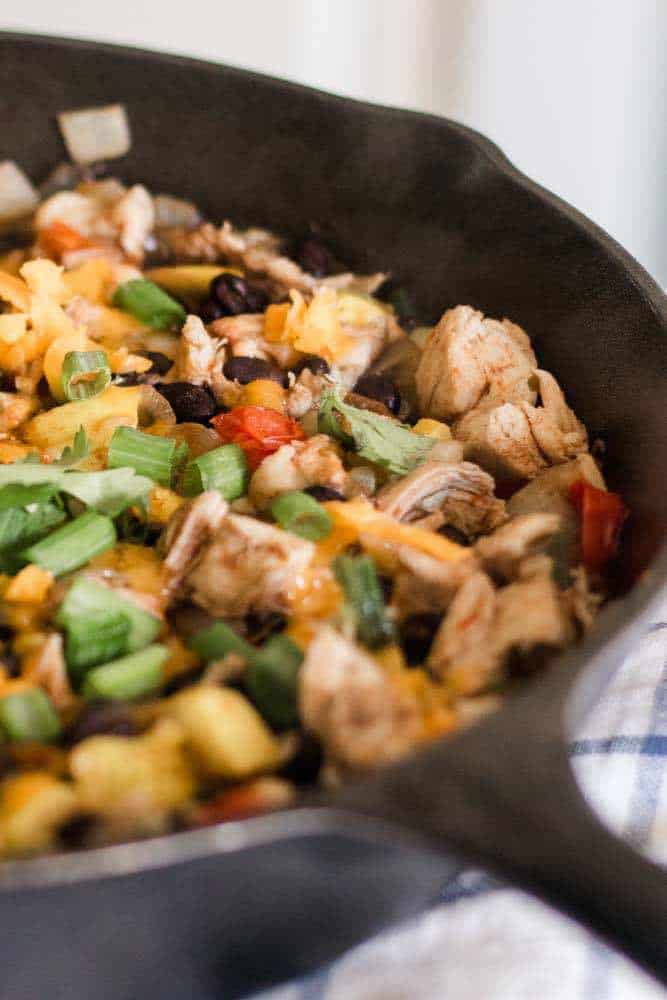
(184, 513), (314, 617)
(392, 545), (477, 619)
(521, 369), (588, 464)
(299, 627), (421, 770)
(285, 369), (329, 419)
(415, 306), (537, 421)
(162, 491), (229, 598)
(377, 459), (506, 539)
(475, 512), (561, 581)
(27, 633), (74, 711)
(112, 184), (155, 262)
(209, 314), (300, 370)
(249, 434), (350, 510)
(166, 314), (223, 386)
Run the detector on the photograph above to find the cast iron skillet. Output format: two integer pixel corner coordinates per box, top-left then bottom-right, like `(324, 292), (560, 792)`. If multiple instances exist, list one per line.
(0, 33), (666, 1000)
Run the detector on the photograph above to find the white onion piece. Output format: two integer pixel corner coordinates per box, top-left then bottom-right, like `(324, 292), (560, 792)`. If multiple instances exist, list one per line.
(153, 195), (201, 230)
(57, 104), (131, 165)
(0, 161), (39, 222)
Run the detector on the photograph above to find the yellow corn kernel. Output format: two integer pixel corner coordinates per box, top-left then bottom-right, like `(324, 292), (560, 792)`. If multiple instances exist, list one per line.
(0, 313), (28, 344)
(163, 685), (281, 780)
(148, 486), (184, 526)
(412, 418), (452, 441)
(241, 379), (286, 412)
(0, 442), (32, 464)
(4, 566), (54, 605)
(263, 302), (290, 341)
(0, 772), (79, 856)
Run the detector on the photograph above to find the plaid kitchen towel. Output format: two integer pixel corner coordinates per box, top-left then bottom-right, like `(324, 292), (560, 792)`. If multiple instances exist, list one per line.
(260, 590), (667, 1000)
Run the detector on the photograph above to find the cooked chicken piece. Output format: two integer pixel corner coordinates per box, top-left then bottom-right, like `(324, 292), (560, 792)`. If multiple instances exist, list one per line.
(162, 491), (229, 599)
(299, 627), (421, 770)
(285, 369), (329, 419)
(392, 546), (477, 619)
(165, 315), (223, 386)
(27, 633), (75, 711)
(332, 311), (402, 389)
(249, 434), (350, 510)
(562, 566), (602, 631)
(475, 512), (561, 581)
(520, 369), (588, 464)
(184, 513), (314, 617)
(209, 314), (300, 370)
(492, 571), (573, 658)
(158, 222), (221, 262)
(415, 306), (537, 421)
(377, 460), (506, 539)
(319, 272), (388, 296)
(112, 184), (155, 262)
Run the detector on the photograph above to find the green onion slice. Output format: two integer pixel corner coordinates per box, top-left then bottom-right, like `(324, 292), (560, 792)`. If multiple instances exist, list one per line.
(57, 576), (161, 654)
(108, 426), (183, 487)
(270, 490), (333, 541)
(188, 621), (254, 663)
(0, 689), (61, 743)
(333, 554), (395, 650)
(181, 444), (248, 500)
(112, 279), (186, 331)
(21, 510), (116, 577)
(64, 611), (132, 684)
(61, 350), (111, 401)
(82, 644), (168, 701)
(0, 483), (60, 510)
(244, 635), (303, 728)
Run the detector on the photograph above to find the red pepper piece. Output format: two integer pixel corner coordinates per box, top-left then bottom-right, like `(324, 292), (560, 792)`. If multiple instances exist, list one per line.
(570, 479), (628, 572)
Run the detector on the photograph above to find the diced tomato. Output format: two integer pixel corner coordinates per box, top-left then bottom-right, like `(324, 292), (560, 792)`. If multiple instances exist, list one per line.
(212, 405), (305, 470)
(190, 779), (293, 827)
(570, 479), (628, 573)
(39, 221), (92, 259)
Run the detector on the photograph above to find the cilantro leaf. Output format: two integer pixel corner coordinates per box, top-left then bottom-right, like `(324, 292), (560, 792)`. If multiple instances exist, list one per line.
(54, 427), (91, 467)
(0, 465), (152, 517)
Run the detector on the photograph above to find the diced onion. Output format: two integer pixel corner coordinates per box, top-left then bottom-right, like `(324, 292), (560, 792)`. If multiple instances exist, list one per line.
(57, 105), (131, 165)
(0, 161), (39, 223)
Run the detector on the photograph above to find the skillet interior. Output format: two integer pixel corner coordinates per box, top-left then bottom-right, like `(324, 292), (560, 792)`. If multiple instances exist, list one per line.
(0, 31), (665, 998)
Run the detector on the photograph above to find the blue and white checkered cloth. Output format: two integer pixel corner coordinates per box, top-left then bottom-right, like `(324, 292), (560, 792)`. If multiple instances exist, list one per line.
(260, 590), (667, 1000)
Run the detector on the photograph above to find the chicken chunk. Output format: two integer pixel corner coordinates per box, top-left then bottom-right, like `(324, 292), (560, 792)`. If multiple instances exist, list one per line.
(285, 368), (329, 419)
(521, 369), (588, 464)
(112, 184), (155, 262)
(209, 314), (300, 370)
(392, 545), (477, 619)
(184, 513), (314, 618)
(377, 460), (506, 539)
(299, 627), (421, 770)
(475, 512), (561, 582)
(26, 633), (75, 711)
(165, 314), (223, 386)
(248, 434), (350, 510)
(415, 306), (537, 421)
(162, 491), (229, 599)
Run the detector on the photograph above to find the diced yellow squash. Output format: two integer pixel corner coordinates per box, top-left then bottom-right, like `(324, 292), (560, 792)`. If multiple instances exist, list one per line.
(412, 418), (452, 441)
(89, 542), (164, 598)
(148, 485), (184, 525)
(24, 385), (140, 450)
(0, 314), (28, 344)
(4, 566), (54, 605)
(87, 304), (152, 346)
(63, 258), (115, 304)
(163, 685), (281, 780)
(265, 289), (356, 364)
(20, 259), (67, 302)
(145, 265), (242, 298)
(264, 302), (289, 340)
(70, 719), (195, 817)
(240, 379), (286, 412)
(0, 270), (30, 312)
(0, 772), (79, 856)
(42, 328), (100, 401)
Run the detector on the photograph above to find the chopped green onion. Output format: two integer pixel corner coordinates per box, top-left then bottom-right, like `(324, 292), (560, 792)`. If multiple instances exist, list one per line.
(64, 611), (132, 684)
(188, 621), (254, 662)
(0, 502), (66, 553)
(333, 554), (395, 650)
(21, 511), (116, 577)
(61, 350), (111, 401)
(0, 483), (60, 510)
(56, 576), (161, 654)
(108, 425), (182, 487)
(82, 644), (168, 701)
(54, 427), (91, 467)
(0, 689), (61, 743)
(112, 279), (186, 331)
(0, 464), (153, 518)
(244, 635), (303, 727)
(181, 444), (248, 500)
(270, 490), (333, 541)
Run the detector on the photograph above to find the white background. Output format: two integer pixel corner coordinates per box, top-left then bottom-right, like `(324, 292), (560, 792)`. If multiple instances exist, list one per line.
(3, 0), (666, 284)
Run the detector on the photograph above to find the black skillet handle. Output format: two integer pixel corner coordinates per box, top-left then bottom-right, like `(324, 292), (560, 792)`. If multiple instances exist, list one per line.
(332, 676), (667, 986)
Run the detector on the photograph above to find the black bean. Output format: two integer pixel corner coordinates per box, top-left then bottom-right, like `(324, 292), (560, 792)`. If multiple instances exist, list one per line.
(297, 238), (335, 278)
(199, 296), (225, 324)
(155, 382), (217, 424)
(506, 643), (557, 679)
(66, 703), (138, 744)
(210, 273), (268, 316)
(399, 613), (442, 666)
(291, 355), (330, 377)
(438, 524), (472, 547)
(245, 612), (286, 643)
(0, 373), (15, 392)
(304, 485), (346, 502)
(223, 356), (288, 387)
(57, 813), (100, 850)
(353, 373), (401, 415)
(280, 733), (323, 784)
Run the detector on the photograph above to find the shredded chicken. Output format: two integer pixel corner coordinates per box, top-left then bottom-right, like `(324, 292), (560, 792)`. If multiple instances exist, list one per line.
(0, 393), (36, 436)
(520, 369), (588, 464)
(299, 627), (421, 770)
(208, 313), (300, 370)
(377, 459), (506, 539)
(285, 369), (329, 419)
(415, 306), (537, 421)
(392, 545), (477, 619)
(162, 491), (229, 599)
(166, 314), (223, 386)
(184, 513), (314, 617)
(249, 434), (350, 510)
(112, 184), (155, 262)
(27, 633), (74, 711)
(474, 512), (561, 581)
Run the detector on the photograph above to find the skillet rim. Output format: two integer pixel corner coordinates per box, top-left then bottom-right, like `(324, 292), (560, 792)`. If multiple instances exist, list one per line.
(0, 29), (665, 892)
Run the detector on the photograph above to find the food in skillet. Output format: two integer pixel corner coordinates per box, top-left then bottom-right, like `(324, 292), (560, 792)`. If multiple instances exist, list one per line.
(0, 106), (627, 856)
